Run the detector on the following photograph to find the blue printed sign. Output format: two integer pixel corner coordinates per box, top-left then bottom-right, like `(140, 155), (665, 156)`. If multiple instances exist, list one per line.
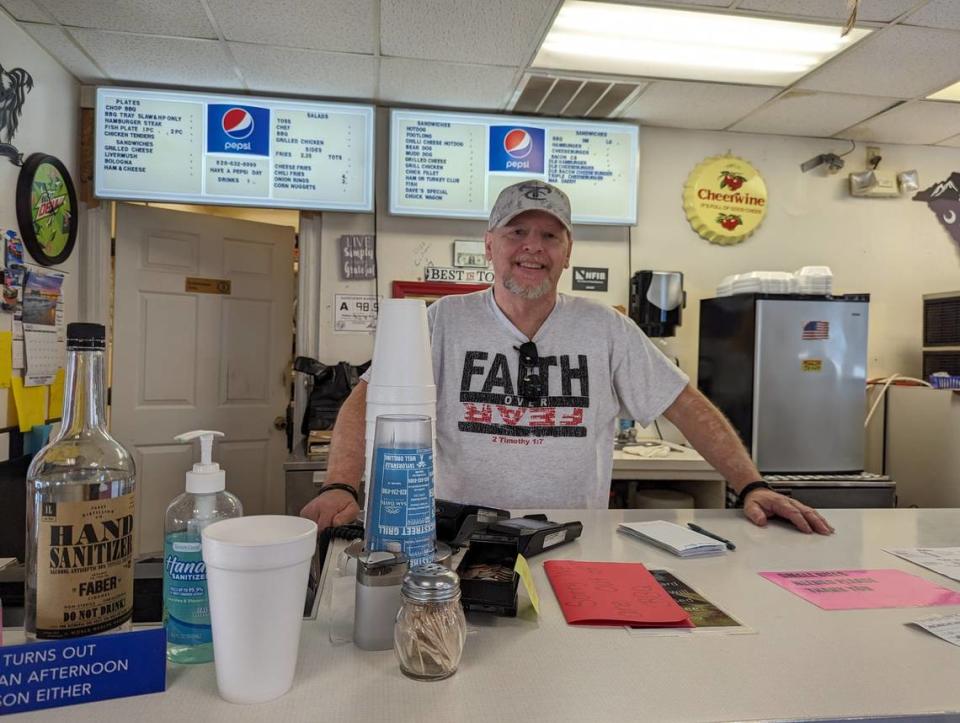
(0, 628), (166, 715)
(489, 126), (545, 173)
(206, 104), (270, 155)
(367, 446), (436, 567)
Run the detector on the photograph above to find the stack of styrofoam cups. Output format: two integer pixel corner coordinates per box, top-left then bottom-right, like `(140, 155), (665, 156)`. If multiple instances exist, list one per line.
(364, 299), (437, 497)
(201, 515), (318, 704)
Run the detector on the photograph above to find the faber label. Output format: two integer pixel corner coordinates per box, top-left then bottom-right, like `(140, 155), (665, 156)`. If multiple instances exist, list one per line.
(683, 154), (767, 245)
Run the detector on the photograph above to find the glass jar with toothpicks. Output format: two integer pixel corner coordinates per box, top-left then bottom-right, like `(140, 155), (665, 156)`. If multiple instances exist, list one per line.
(394, 564), (466, 681)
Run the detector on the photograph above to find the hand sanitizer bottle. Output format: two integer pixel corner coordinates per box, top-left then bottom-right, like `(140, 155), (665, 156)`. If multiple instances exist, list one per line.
(164, 430), (242, 663)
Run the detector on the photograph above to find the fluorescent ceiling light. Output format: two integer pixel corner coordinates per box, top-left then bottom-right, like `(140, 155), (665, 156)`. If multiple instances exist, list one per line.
(533, 1), (872, 87)
(928, 82), (960, 102)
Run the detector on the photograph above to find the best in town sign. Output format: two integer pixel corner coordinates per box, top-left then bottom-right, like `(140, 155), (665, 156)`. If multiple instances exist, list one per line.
(683, 154), (768, 245)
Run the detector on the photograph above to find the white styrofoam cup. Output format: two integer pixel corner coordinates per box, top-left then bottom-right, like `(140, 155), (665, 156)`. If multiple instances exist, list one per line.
(369, 299), (433, 387)
(202, 515), (318, 704)
(365, 383), (436, 404)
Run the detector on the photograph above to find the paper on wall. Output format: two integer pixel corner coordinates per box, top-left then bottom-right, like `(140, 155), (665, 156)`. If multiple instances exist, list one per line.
(24, 327), (61, 386)
(0, 330), (12, 388)
(12, 317), (24, 371)
(10, 376), (46, 431)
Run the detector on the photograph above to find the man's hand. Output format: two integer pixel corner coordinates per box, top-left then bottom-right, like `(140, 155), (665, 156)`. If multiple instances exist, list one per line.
(742, 488), (834, 535)
(300, 490), (360, 532)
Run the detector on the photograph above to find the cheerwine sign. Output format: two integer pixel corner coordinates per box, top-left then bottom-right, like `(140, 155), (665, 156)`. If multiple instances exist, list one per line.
(683, 154), (768, 245)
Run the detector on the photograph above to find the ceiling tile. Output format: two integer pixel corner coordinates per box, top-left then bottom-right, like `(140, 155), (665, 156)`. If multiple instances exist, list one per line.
(731, 90), (898, 137)
(737, 0), (920, 23)
(620, 80), (779, 130)
(379, 58), (518, 110)
(0, 0), (48, 22)
(19, 22), (105, 82)
(841, 100), (960, 144)
(936, 132), (960, 147)
(381, 0), (558, 65)
(903, 0), (960, 30)
(71, 29), (242, 89)
(209, 0), (375, 54)
(230, 43), (377, 99)
(40, 0), (216, 38)
(796, 25), (960, 99)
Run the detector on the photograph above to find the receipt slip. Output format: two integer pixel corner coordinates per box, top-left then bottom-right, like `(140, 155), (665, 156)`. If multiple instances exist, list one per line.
(543, 560), (692, 627)
(617, 520), (726, 558)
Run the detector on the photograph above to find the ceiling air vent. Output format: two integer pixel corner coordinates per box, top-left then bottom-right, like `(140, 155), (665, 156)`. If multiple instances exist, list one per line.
(509, 73), (644, 119)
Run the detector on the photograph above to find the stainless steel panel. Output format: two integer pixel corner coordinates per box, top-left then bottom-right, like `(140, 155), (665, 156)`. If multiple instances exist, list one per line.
(285, 469), (327, 516)
(753, 299), (868, 472)
(770, 484), (895, 508)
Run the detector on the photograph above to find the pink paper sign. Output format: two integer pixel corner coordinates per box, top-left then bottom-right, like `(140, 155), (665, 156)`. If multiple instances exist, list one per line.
(760, 569), (960, 610)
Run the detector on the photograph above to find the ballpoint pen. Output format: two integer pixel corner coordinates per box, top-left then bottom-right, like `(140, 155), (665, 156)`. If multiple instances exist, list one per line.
(687, 522), (736, 551)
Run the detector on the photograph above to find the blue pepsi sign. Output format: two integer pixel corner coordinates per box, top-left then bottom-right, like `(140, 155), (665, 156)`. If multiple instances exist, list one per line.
(0, 628), (166, 715)
(489, 126), (544, 173)
(207, 104), (270, 155)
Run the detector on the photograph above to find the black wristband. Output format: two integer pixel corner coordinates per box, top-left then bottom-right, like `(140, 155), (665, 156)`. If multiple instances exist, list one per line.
(316, 483), (359, 504)
(736, 480), (772, 508)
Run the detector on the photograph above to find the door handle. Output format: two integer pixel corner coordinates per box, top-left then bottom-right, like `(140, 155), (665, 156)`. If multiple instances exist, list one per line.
(274, 416), (287, 430)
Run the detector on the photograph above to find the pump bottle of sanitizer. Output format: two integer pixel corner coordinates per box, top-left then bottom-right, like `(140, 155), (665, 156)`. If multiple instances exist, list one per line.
(163, 430), (242, 663)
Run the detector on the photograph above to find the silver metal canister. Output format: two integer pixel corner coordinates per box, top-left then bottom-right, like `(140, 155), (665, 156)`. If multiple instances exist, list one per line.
(353, 549), (408, 651)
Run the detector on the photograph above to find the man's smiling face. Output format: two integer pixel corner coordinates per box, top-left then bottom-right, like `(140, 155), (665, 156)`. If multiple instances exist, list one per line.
(485, 210), (572, 300)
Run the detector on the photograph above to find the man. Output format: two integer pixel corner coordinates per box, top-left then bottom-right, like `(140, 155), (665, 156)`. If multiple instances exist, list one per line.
(302, 180), (833, 536)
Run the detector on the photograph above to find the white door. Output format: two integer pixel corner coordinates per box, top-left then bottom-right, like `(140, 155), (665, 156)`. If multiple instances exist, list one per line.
(113, 204), (295, 554)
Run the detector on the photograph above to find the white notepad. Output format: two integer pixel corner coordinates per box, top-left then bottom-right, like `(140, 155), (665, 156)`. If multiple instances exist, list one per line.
(617, 520), (726, 558)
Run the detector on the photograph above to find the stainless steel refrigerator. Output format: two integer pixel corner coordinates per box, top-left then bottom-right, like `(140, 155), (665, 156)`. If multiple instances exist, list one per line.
(698, 294), (869, 474)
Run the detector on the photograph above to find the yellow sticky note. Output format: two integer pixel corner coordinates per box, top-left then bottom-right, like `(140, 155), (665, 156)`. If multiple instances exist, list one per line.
(49, 368), (65, 418)
(11, 376), (46, 432)
(0, 331), (11, 388)
(514, 553), (540, 615)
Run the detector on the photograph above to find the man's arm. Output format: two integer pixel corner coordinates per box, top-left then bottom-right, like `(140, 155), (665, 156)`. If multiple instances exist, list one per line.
(662, 384), (833, 535)
(299, 380), (367, 530)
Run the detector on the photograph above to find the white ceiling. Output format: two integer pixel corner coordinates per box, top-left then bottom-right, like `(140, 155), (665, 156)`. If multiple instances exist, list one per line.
(5, 0), (960, 146)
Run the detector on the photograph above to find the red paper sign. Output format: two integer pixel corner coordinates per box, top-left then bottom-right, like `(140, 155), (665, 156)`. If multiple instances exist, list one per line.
(544, 560), (692, 627)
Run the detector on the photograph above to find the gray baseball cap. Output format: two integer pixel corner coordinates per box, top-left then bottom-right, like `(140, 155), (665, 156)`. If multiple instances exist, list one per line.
(487, 180), (572, 233)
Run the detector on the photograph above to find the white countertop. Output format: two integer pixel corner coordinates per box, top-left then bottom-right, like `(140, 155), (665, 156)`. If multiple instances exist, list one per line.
(14, 508), (960, 722)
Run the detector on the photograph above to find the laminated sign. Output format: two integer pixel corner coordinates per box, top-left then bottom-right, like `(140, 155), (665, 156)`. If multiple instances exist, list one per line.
(683, 154), (768, 245)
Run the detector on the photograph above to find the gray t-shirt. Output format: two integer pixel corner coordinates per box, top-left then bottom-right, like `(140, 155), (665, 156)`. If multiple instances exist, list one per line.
(421, 289), (689, 509)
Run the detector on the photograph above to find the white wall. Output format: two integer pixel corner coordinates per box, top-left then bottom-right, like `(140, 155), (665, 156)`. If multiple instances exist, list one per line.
(0, 13), (79, 424)
(635, 127), (960, 384)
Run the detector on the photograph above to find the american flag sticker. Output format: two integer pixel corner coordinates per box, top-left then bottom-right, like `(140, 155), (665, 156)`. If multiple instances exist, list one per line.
(802, 320), (829, 340)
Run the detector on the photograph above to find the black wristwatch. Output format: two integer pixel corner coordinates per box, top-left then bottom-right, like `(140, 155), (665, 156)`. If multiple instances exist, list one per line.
(736, 480), (772, 508)
(316, 483), (360, 504)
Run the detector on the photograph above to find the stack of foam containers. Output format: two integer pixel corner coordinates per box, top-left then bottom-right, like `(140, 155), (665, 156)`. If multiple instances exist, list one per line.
(717, 268), (834, 297)
(794, 266), (833, 295)
(716, 271), (799, 296)
(363, 299), (437, 497)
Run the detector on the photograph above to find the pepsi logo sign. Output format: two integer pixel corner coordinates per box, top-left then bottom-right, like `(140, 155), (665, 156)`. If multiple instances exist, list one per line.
(221, 108), (255, 140)
(488, 125), (544, 174)
(503, 129), (533, 159)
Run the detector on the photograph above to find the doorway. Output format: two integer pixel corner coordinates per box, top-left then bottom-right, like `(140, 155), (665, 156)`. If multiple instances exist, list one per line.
(111, 203), (295, 553)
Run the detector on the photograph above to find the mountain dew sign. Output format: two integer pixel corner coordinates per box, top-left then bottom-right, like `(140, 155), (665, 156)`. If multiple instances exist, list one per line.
(683, 154), (768, 246)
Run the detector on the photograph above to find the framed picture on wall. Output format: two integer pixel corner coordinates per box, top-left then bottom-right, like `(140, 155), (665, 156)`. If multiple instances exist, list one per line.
(16, 153), (79, 266)
(391, 281), (489, 305)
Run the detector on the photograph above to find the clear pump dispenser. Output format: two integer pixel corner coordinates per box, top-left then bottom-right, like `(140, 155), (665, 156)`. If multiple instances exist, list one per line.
(164, 430), (242, 663)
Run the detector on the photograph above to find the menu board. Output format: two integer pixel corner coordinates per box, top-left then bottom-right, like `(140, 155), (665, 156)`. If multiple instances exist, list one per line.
(95, 88), (374, 212)
(390, 109), (638, 225)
